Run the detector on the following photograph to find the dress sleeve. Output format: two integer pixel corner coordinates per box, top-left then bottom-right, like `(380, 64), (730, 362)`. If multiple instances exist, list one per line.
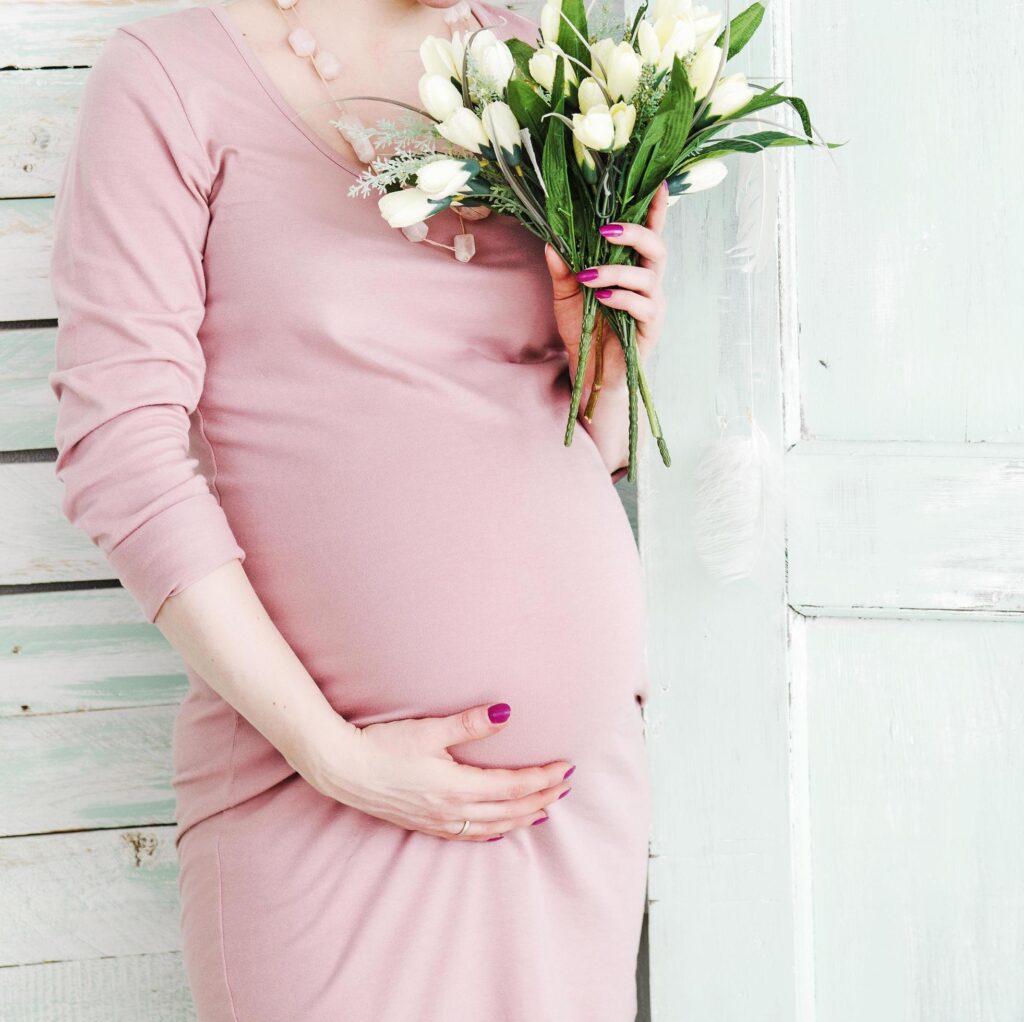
(48, 27), (246, 625)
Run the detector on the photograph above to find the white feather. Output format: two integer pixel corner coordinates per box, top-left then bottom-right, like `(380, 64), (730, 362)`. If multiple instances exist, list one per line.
(691, 414), (781, 582)
(726, 150), (779, 274)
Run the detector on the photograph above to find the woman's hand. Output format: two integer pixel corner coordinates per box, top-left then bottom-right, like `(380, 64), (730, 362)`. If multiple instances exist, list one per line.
(543, 178), (670, 394)
(296, 702), (575, 842)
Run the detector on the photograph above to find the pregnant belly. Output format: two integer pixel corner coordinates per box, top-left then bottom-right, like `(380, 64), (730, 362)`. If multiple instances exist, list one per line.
(216, 387), (648, 770)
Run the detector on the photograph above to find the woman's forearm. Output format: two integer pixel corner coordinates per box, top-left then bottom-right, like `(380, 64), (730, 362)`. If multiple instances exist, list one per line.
(152, 557), (357, 776)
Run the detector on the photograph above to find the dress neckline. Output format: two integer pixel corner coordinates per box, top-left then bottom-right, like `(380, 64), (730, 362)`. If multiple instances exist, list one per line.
(208, 0), (502, 180)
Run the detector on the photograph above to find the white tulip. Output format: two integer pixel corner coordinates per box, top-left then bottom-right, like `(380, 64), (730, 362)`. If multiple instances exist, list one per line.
(572, 133), (599, 183)
(666, 159), (728, 205)
(572, 104), (615, 151)
(687, 43), (722, 100)
(436, 106), (490, 153)
(652, 0), (693, 18)
(529, 44), (577, 91)
(379, 186), (449, 228)
(420, 35), (460, 79)
(416, 158), (477, 199)
(609, 101), (636, 151)
(540, 0), (562, 46)
(589, 37), (617, 81)
(692, 7), (723, 48)
(603, 41), (643, 101)
(708, 72), (755, 118)
(469, 29), (515, 92)
(418, 73), (464, 121)
(480, 101), (523, 164)
(577, 76), (608, 114)
(655, 15), (697, 67)
(637, 21), (662, 66)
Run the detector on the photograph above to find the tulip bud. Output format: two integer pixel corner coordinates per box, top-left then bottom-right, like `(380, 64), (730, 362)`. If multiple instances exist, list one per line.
(572, 133), (599, 184)
(436, 106), (490, 154)
(379, 186), (451, 228)
(577, 76), (608, 114)
(708, 72), (755, 118)
(419, 35), (460, 79)
(540, 0), (562, 47)
(604, 40), (643, 101)
(480, 101), (523, 165)
(665, 159), (728, 205)
(609, 101), (636, 151)
(416, 157), (479, 199)
(572, 104), (615, 151)
(469, 29), (515, 93)
(637, 21), (661, 66)
(418, 72), (465, 122)
(687, 43), (722, 100)
(654, 15), (697, 71)
(589, 37), (617, 81)
(529, 44), (577, 91)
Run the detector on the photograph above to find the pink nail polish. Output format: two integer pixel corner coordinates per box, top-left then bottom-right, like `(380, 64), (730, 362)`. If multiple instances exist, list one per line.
(599, 223), (623, 237)
(575, 268), (599, 282)
(487, 703), (511, 723)
(558, 787), (571, 799)
(595, 288), (614, 300)
(563, 765), (575, 779)
(487, 835), (504, 841)
(532, 815), (549, 825)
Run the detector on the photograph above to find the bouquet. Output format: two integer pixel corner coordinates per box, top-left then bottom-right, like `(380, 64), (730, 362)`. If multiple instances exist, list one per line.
(344, 0), (836, 481)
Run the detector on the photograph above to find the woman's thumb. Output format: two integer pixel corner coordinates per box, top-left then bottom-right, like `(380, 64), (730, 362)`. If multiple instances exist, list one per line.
(544, 242), (578, 298)
(438, 702), (511, 748)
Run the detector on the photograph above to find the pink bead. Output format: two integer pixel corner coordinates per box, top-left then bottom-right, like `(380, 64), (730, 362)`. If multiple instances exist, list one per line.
(288, 27), (316, 58)
(454, 204), (491, 222)
(402, 222), (429, 243)
(274, 0), (298, 7)
(454, 233), (476, 262)
(314, 50), (341, 80)
(443, 0), (472, 24)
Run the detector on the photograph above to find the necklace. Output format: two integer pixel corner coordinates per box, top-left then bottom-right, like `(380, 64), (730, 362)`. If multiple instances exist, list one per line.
(268, 0), (486, 262)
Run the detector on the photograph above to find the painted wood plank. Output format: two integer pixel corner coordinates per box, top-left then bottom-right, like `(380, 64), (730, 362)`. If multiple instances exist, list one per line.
(0, 326), (57, 450)
(0, 952), (194, 1021)
(790, 1), (1024, 444)
(639, 13), (796, 1017)
(787, 440), (1024, 615)
(0, 71), (86, 200)
(0, 704), (175, 837)
(803, 614), (1024, 1022)
(0, 825), (181, 966)
(0, 198), (54, 322)
(0, 1), (205, 69)
(0, 589), (186, 718)
(0, 462), (111, 587)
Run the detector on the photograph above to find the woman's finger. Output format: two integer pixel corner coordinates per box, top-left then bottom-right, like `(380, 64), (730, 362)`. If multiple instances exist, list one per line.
(575, 262), (659, 297)
(598, 219), (667, 268)
(449, 777), (573, 824)
(645, 178), (670, 237)
(593, 286), (660, 324)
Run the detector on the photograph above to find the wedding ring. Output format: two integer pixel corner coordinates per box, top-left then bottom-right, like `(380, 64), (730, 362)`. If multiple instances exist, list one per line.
(456, 819), (471, 837)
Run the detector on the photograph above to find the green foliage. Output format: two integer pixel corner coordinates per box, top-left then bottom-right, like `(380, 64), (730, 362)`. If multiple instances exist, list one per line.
(715, 3), (766, 59)
(507, 78), (547, 142)
(506, 39), (538, 81)
(556, 0), (591, 67)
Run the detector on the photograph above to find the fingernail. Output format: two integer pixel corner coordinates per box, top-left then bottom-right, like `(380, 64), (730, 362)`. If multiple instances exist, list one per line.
(595, 288), (614, 300)
(662, 178), (669, 193)
(487, 835), (504, 841)
(532, 815), (550, 825)
(575, 268), (599, 282)
(599, 223), (623, 237)
(558, 787), (571, 799)
(487, 703), (511, 723)
(563, 765), (576, 780)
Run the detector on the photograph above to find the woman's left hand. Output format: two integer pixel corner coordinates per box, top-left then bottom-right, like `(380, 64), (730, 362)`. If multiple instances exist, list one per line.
(543, 178), (670, 394)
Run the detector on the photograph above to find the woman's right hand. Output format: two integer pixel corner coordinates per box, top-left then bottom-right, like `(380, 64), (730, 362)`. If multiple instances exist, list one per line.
(296, 702), (575, 842)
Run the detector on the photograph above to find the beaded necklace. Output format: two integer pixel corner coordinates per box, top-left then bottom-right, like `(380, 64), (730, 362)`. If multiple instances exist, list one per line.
(268, 0), (487, 261)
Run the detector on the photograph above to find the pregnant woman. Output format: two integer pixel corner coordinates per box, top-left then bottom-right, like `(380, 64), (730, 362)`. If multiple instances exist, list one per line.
(49, 0), (668, 1017)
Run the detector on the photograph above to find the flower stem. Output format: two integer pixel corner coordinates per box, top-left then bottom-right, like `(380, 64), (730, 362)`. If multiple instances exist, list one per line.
(564, 286), (599, 446)
(583, 315), (606, 421)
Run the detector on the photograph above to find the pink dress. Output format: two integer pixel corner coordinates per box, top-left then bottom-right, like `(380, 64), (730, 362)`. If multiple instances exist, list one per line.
(49, 2), (651, 1018)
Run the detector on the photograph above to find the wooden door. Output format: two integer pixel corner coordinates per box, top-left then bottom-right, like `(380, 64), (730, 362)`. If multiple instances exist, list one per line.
(641, 0), (1024, 1019)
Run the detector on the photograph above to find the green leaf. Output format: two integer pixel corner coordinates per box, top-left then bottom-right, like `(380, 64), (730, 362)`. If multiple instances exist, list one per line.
(506, 39), (539, 81)
(689, 130), (812, 159)
(556, 0), (591, 68)
(715, 3), (765, 59)
(550, 51), (567, 111)
(542, 114), (576, 261)
(507, 78), (547, 141)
